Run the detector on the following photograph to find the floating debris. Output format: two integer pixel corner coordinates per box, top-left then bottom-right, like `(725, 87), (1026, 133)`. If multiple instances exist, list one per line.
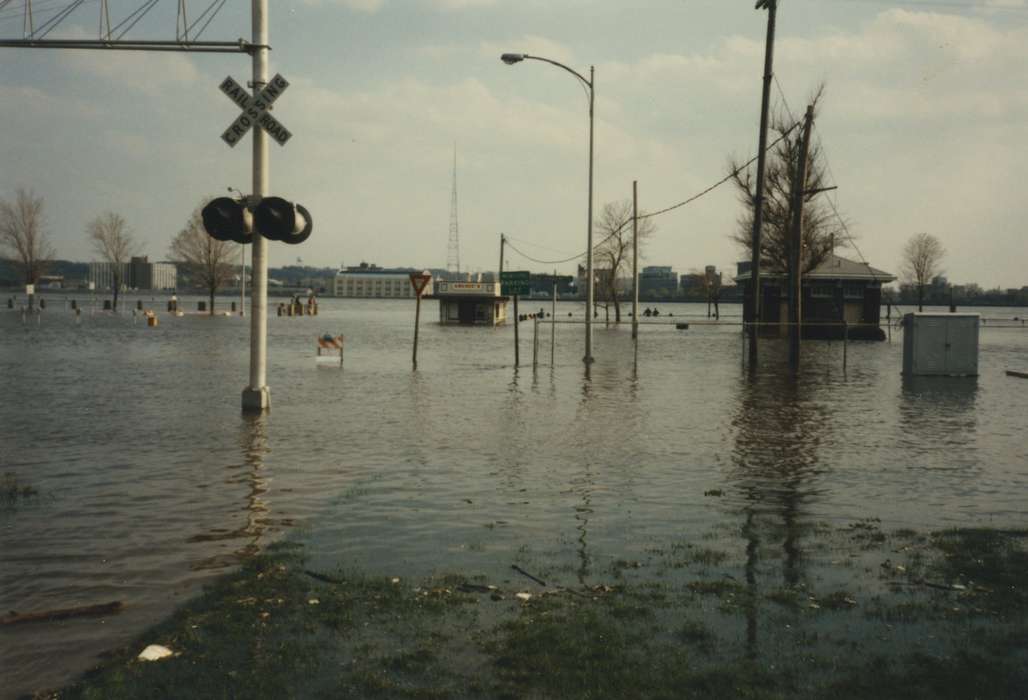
(1, 601), (123, 626)
(138, 645), (174, 662)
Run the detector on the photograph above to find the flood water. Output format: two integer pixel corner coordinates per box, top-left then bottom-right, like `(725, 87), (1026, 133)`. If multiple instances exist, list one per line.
(1, 296), (1026, 697)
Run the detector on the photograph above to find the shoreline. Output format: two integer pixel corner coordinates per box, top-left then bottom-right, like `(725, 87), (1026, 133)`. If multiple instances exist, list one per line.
(49, 523), (1028, 699)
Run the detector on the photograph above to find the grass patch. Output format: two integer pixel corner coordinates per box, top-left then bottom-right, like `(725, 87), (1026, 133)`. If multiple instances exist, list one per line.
(52, 525), (1028, 700)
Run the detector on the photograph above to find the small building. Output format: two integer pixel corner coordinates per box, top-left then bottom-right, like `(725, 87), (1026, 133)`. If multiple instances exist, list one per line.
(734, 253), (896, 340)
(426, 280), (508, 326)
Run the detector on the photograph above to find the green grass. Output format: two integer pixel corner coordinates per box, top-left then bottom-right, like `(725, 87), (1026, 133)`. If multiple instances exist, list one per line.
(54, 527), (1028, 700)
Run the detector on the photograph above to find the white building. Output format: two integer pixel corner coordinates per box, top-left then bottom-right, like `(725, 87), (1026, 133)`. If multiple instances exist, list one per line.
(88, 262), (130, 290)
(152, 263), (178, 291)
(89, 260), (177, 291)
(334, 263), (432, 299)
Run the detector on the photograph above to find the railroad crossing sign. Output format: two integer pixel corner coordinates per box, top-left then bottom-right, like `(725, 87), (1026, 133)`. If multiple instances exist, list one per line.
(409, 273), (432, 297)
(219, 73), (292, 147)
(500, 270), (531, 296)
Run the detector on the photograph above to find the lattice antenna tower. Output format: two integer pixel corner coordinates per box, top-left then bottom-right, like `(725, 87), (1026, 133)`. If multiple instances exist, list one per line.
(447, 144), (461, 275)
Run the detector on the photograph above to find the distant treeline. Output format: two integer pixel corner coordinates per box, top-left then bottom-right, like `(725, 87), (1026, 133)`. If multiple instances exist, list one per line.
(890, 279), (1028, 308)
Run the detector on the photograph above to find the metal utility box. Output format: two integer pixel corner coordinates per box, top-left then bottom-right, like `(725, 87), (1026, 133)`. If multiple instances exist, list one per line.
(902, 313), (979, 376)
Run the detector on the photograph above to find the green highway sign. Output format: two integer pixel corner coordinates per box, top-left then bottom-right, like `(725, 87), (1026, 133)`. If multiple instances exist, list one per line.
(500, 270), (531, 296)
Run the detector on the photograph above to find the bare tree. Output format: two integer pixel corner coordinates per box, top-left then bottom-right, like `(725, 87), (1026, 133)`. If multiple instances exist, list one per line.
(169, 204), (238, 315)
(88, 211), (137, 311)
(729, 84), (843, 275)
(593, 199), (656, 323)
(901, 232), (945, 311)
(701, 267), (723, 319)
(0, 188), (55, 286)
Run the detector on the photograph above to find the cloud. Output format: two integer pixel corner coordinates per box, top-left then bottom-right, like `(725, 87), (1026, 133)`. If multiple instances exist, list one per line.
(427, 0), (497, 9)
(300, 0), (386, 11)
(300, 0), (495, 10)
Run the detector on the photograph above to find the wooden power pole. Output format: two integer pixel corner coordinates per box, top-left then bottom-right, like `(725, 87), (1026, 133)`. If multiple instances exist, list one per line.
(788, 104), (815, 369)
(749, 0), (779, 364)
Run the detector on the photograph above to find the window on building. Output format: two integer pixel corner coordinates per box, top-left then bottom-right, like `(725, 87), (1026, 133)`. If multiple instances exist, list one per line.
(811, 285), (835, 299)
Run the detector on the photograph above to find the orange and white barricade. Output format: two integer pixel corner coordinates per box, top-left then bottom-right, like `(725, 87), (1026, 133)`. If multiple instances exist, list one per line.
(316, 334), (344, 365)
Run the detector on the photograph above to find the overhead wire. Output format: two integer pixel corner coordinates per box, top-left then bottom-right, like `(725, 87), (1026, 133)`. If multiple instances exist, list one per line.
(33, 0), (86, 39)
(112, 0), (160, 40)
(504, 240), (586, 266)
(0, 0), (90, 25)
(188, 0), (229, 41)
(503, 123), (801, 268)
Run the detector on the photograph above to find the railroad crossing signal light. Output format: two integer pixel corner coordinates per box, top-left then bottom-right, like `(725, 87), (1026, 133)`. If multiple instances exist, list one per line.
(201, 197), (253, 244)
(253, 196), (312, 245)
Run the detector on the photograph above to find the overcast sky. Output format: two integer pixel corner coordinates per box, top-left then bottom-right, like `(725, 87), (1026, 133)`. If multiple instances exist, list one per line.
(2, 0), (1026, 287)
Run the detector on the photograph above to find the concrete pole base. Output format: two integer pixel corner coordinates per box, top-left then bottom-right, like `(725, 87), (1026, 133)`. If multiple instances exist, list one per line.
(241, 386), (271, 413)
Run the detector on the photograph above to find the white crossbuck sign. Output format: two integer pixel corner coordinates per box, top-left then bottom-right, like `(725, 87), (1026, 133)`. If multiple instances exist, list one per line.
(220, 74), (292, 147)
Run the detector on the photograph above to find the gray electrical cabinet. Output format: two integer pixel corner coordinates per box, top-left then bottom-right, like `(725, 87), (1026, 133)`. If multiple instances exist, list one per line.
(902, 313), (980, 376)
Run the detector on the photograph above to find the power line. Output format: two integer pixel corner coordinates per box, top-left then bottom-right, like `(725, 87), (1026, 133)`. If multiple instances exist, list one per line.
(504, 239), (585, 266)
(505, 235), (580, 258)
(831, 0), (1028, 12)
(638, 124), (798, 221)
(504, 124), (801, 268)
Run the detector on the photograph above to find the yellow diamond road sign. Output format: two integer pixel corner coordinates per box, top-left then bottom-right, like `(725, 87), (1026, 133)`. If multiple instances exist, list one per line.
(220, 73), (292, 147)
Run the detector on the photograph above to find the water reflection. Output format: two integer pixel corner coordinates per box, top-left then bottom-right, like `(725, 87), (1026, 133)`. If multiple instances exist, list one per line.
(898, 375), (979, 476)
(188, 416), (271, 570)
(900, 376), (978, 424)
(730, 367), (832, 658)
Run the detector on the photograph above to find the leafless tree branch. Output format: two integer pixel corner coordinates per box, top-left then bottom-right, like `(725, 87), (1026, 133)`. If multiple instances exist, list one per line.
(168, 203), (238, 315)
(0, 188), (55, 286)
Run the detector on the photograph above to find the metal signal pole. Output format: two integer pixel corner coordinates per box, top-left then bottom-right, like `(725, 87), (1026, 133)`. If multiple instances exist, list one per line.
(241, 0), (271, 412)
(0, 3), (263, 409)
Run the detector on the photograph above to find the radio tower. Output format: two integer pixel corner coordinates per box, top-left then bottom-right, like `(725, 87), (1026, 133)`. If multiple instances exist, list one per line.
(447, 144), (461, 276)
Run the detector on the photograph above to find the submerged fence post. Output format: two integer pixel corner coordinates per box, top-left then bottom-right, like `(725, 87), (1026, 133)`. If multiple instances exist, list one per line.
(551, 280), (557, 366)
(843, 319), (848, 371)
(513, 294), (520, 368)
(533, 316), (539, 369)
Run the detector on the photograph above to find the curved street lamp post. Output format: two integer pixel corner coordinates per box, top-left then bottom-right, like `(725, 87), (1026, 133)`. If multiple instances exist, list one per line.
(501, 52), (595, 364)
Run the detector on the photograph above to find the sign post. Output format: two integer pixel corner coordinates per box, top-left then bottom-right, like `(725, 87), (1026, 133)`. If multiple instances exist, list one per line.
(501, 271), (531, 368)
(215, 11), (293, 412)
(409, 273), (432, 370)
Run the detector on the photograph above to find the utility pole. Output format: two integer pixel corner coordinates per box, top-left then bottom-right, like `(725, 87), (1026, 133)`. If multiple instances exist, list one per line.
(632, 180), (640, 341)
(749, 0), (779, 363)
(240, 244), (246, 317)
(499, 233), (505, 278)
(788, 104), (814, 370)
(241, 0), (271, 412)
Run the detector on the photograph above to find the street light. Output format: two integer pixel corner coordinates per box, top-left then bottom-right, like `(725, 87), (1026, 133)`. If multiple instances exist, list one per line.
(501, 52), (595, 364)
